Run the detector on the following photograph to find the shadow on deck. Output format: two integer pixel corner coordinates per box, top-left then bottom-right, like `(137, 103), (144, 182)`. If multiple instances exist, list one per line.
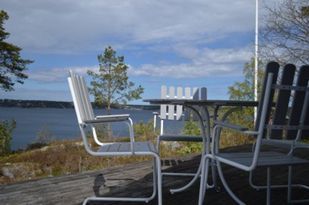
(0, 145), (308, 205)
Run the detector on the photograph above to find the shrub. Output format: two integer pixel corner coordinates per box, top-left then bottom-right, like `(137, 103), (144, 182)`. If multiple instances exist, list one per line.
(36, 125), (53, 144)
(26, 142), (48, 150)
(0, 120), (16, 156)
(134, 120), (156, 141)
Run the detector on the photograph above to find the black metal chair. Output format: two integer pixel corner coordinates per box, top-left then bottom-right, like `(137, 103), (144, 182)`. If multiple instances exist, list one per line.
(198, 62), (309, 205)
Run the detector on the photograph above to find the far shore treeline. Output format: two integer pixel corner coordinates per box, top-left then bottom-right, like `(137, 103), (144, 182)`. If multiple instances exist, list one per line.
(0, 99), (159, 110)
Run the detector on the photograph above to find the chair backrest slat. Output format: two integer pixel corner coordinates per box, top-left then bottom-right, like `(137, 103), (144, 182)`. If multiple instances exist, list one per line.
(287, 65), (309, 140)
(68, 71), (95, 124)
(168, 86), (175, 120)
(79, 76), (95, 120)
(185, 87), (191, 99)
(271, 64), (296, 139)
(193, 87), (207, 100)
(255, 63), (309, 141)
(160, 85), (168, 120)
(159, 86), (206, 121)
(176, 87), (183, 119)
(255, 62), (280, 134)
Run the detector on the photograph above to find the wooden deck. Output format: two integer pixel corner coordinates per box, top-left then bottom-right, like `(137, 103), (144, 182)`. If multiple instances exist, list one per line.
(0, 146), (308, 205)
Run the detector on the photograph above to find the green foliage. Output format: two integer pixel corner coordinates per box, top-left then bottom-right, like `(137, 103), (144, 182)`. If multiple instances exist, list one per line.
(177, 142), (202, 155)
(176, 120), (202, 155)
(134, 120), (155, 141)
(0, 10), (33, 91)
(87, 46), (144, 111)
(0, 120), (16, 155)
(227, 58), (265, 129)
(183, 120), (200, 136)
(228, 58), (264, 101)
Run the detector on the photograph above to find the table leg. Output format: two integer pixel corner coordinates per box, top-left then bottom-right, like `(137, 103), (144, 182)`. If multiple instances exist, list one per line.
(170, 105), (214, 193)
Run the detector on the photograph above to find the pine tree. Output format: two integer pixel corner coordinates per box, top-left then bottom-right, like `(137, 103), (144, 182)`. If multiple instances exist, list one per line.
(87, 46), (144, 112)
(0, 10), (33, 92)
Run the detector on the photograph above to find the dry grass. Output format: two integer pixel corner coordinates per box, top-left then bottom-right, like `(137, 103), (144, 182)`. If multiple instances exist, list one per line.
(0, 139), (151, 185)
(0, 119), (253, 185)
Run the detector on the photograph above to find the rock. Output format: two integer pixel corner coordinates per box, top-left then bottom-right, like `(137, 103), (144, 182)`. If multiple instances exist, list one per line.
(1, 163), (43, 181)
(1, 167), (14, 179)
(40, 146), (49, 151)
(161, 141), (181, 150)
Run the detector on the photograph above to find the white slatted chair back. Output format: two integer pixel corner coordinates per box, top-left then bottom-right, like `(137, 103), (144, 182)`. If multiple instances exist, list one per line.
(159, 86), (207, 120)
(160, 86), (192, 121)
(156, 85), (207, 135)
(193, 87), (207, 100)
(68, 73), (163, 205)
(68, 71), (95, 124)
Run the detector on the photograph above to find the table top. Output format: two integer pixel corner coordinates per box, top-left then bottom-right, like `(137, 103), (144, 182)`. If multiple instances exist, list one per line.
(144, 99), (259, 107)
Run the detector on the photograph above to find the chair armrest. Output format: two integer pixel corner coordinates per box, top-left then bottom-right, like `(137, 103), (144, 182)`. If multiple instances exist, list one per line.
(82, 114), (135, 153)
(214, 120), (248, 132)
(84, 114), (130, 124)
(211, 121), (257, 155)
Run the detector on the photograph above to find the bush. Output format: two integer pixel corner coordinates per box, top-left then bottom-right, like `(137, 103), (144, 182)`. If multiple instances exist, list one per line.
(36, 125), (53, 144)
(0, 120), (16, 156)
(175, 120), (203, 155)
(26, 142), (48, 150)
(134, 120), (156, 141)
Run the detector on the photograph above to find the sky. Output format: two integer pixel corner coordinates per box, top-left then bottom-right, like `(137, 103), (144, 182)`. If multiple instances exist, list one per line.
(0, 0), (278, 104)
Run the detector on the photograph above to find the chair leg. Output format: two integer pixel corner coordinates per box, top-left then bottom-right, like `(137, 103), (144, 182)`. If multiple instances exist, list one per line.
(216, 161), (245, 205)
(170, 158), (203, 194)
(148, 157), (157, 202)
(211, 159), (219, 191)
(82, 156), (161, 205)
(286, 166), (309, 204)
(266, 167), (271, 205)
(198, 156), (210, 205)
(250, 165), (309, 204)
(155, 155), (163, 205)
(287, 166), (292, 203)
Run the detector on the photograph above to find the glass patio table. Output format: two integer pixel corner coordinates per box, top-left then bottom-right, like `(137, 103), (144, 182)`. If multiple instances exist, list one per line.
(144, 98), (258, 193)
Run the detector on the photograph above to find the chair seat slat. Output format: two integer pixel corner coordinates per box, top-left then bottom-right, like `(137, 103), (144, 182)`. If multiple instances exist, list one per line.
(97, 142), (156, 153)
(218, 152), (309, 167)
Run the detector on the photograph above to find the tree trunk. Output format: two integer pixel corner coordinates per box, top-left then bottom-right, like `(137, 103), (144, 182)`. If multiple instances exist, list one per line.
(106, 105), (113, 140)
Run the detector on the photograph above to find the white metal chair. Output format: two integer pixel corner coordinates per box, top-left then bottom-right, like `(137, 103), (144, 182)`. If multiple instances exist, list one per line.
(155, 85), (207, 157)
(154, 86), (207, 136)
(198, 62), (309, 205)
(154, 86), (207, 193)
(67, 71), (162, 205)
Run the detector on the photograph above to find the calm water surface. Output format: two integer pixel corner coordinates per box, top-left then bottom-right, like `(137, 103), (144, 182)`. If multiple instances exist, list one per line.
(0, 107), (183, 150)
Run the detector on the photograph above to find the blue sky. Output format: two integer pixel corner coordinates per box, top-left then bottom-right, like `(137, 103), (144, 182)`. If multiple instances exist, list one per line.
(0, 0), (277, 104)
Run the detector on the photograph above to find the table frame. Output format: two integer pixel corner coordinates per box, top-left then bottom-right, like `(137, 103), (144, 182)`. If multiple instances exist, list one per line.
(144, 99), (258, 193)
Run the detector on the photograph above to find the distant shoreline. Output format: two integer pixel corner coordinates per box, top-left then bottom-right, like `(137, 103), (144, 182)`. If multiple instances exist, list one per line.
(0, 99), (159, 110)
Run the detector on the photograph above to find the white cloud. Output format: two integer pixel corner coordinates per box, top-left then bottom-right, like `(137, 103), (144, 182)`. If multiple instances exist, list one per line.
(27, 46), (251, 82)
(2, 0), (258, 53)
(129, 47), (252, 78)
(28, 66), (97, 82)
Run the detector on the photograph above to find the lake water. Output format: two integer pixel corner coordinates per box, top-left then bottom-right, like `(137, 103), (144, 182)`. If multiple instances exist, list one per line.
(0, 107), (183, 150)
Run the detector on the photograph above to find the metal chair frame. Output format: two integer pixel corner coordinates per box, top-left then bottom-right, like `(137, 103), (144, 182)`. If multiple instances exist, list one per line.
(199, 62), (309, 205)
(68, 71), (162, 205)
(154, 86), (208, 193)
